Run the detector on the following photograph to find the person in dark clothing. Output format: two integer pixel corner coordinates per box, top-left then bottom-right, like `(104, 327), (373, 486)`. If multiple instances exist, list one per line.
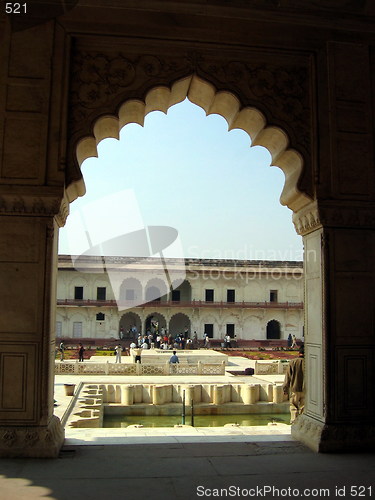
(169, 350), (179, 373)
(78, 343), (85, 362)
(287, 333), (292, 348)
(59, 341), (65, 361)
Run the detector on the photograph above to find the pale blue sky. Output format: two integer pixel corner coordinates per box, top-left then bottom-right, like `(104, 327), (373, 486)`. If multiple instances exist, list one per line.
(58, 98), (303, 261)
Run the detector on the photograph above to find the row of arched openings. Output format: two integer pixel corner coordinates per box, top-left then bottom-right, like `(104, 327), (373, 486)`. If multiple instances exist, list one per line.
(119, 312), (282, 340)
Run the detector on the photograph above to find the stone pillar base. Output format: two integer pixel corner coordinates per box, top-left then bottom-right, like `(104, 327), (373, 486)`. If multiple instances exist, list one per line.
(292, 414), (375, 453)
(0, 416), (64, 458)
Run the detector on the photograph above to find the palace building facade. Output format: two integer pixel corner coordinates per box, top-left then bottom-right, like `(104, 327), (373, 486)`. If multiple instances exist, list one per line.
(56, 255), (304, 343)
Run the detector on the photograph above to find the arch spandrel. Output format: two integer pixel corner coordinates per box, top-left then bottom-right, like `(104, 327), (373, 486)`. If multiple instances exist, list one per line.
(73, 74), (312, 214)
(68, 43), (315, 212)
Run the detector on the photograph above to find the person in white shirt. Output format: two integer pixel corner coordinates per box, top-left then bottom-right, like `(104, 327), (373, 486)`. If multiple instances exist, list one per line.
(115, 345), (122, 363)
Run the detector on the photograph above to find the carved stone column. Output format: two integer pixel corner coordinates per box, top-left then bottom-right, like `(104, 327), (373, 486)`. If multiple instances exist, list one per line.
(0, 191), (67, 457)
(292, 201), (375, 452)
(0, 11), (70, 457)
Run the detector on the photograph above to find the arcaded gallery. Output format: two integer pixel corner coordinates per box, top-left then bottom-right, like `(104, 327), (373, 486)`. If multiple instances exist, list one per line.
(56, 256), (304, 342)
(0, 0), (374, 459)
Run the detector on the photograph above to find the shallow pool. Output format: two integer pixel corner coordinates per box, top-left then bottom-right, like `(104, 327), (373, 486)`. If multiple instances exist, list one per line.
(103, 413), (290, 428)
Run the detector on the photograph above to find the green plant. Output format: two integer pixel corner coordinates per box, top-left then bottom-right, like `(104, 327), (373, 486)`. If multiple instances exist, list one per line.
(218, 348), (299, 361)
(92, 350), (115, 356)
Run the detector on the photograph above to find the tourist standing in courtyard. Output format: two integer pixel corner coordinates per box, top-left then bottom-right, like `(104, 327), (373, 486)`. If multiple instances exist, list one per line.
(156, 333), (161, 348)
(78, 343), (85, 362)
(169, 350), (179, 372)
(115, 345), (122, 363)
(192, 332), (199, 349)
(291, 334), (298, 349)
(282, 344), (305, 423)
(59, 341), (65, 361)
(133, 346), (142, 364)
(169, 350), (179, 364)
(287, 333), (292, 348)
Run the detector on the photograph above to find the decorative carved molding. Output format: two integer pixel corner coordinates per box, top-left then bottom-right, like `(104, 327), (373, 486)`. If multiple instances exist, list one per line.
(69, 51), (191, 132)
(69, 49), (310, 148)
(292, 414), (375, 452)
(0, 194), (62, 218)
(55, 195), (70, 228)
(0, 416), (64, 458)
(293, 202), (321, 235)
(293, 201), (375, 235)
(198, 57), (311, 153)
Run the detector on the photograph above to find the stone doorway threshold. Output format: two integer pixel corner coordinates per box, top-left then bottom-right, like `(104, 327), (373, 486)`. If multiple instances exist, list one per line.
(64, 425), (293, 446)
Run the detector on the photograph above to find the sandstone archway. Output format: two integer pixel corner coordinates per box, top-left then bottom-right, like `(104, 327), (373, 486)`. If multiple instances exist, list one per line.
(169, 312), (191, 338)
(67, 76), (319, 450)
(145, 312), (167, 337)
(2, 2), (373, 458)
(119, 312), (141, 340)
(266, 319), (281, 340)
(71, 75), (313, 218)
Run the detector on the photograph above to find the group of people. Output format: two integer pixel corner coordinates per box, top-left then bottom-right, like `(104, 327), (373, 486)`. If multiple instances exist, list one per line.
(58, 341), (85, 362)
(119, 322), (238, 351)
(120, 320), (224, 351)
(132, 329), (200, 351)
(124, 345), (180, 366)
(119, 324), (138, 340)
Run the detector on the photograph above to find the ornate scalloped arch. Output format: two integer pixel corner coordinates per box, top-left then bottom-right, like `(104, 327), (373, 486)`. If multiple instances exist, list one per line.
(119, 277), (143, 297)
(71, 75), (312, 215)
(169, 312), (190, 323)
(120, 311), (142, 323)
(145, 277), (168, 291)
(145, 311), (167, 324)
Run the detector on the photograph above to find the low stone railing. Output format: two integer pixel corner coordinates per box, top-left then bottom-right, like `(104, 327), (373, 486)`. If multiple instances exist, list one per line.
(254, 360), (289, 375)
(55, 360), (226, 376)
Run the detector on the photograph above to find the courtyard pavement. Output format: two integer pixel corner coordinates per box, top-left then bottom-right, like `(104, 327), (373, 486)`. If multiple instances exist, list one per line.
(1, 354), (374, 499)
(1, 437), (373, 500)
